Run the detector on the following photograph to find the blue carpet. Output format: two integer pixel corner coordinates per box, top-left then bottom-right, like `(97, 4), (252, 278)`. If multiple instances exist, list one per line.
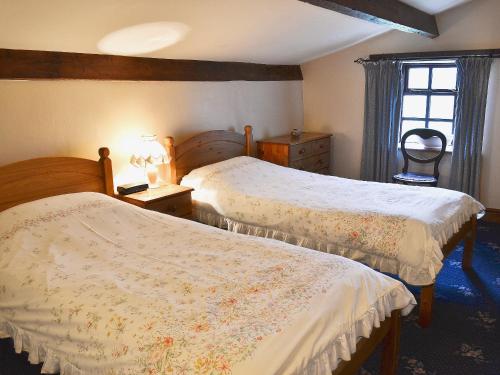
(1, 221), (499, 375)
(362, 220), (500, 375)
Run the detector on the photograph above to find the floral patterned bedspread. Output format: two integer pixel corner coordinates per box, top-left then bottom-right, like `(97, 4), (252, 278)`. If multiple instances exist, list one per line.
(0, 193), (414, 375)
(181, 157), (484, 286)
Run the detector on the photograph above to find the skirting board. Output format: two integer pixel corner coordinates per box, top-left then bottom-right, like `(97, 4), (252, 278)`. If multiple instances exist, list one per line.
(484, 208), (500, 224)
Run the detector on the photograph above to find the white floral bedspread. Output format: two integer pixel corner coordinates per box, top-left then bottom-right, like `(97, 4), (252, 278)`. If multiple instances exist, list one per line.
(0, 192), (415, 375)
(181, 157), (484, 286)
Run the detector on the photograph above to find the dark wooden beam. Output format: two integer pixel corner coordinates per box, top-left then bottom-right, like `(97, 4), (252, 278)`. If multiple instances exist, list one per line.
(298, 0), (439, 38)
(0, 48), (303, 81)
(369, 48), (500, 61)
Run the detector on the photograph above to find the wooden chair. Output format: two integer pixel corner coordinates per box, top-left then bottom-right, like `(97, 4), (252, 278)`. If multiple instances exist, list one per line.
(393, 128), (447, 187)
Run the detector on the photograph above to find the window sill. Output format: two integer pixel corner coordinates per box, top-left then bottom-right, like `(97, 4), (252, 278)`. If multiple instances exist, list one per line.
(398, 143), (453, 153)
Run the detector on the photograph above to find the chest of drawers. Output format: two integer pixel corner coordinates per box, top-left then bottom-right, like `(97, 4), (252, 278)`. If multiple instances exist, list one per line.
(256, 132), (332, 174)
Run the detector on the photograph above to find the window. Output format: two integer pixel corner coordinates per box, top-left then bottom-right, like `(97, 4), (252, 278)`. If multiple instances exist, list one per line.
(400, 61), (458, 147)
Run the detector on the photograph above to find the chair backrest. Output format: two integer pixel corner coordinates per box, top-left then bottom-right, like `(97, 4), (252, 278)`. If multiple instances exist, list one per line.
(401, 128), (447, 178)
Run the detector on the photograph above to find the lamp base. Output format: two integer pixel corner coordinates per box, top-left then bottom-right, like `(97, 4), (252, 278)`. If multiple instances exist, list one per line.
(146, 167), (160, 188)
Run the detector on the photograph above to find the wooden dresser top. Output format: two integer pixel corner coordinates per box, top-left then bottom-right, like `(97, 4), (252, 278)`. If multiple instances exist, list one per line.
(257, 132), (331, 145)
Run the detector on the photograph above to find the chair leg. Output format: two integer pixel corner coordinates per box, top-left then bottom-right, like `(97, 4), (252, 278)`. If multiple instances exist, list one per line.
(419, 284), (434, 328)
(462, 215), (477, 270)
(380, 310), (401, 375)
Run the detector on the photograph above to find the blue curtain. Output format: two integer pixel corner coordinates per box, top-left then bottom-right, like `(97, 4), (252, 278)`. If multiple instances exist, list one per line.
(360, 60), (403, 182)
(450, 57), (493, 199)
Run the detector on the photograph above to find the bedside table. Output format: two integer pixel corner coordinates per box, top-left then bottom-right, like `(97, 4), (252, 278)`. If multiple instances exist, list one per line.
(257, 132), (332, 174)
(117, 184), (193, 218)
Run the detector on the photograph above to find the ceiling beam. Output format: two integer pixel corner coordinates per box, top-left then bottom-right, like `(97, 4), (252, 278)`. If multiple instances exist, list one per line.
(298, 0), (439, 38)
(0, 49), (303, 82)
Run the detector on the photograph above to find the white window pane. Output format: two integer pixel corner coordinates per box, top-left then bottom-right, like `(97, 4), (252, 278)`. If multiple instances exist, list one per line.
(432, 67), (457, 90)
(429, 95), (455, 119)
(429, 121), (453, 145)
(402, 95), (427, 118)
(401, 120), (426, 143)
(408, 67), (429, 89)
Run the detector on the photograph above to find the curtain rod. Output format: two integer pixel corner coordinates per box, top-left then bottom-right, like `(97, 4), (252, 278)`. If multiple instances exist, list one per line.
(355, 48), (500, 63)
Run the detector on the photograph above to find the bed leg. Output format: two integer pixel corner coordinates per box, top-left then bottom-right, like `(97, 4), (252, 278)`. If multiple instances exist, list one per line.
(462, 215), (477, 270)
(380, 310), (401, 375)
(418, 284), (434, 328)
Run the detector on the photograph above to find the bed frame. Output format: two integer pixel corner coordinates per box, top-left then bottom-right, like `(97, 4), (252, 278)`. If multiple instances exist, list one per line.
(0, 146), (402, 375)
(165, 125), (253, 184)
(166, 126), (478, 328)
(0, 147), (114, 212)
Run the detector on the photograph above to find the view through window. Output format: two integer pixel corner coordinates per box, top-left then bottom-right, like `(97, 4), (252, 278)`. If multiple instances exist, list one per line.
(401, 61), (458, 147)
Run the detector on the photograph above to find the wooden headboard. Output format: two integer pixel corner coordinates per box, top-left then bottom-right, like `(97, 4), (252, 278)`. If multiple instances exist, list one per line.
(0, 147), (114, 212)
(165, 125), (253, 184)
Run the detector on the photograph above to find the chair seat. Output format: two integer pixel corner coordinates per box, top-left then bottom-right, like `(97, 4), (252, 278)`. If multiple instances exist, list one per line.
(393, 172), (437, 184)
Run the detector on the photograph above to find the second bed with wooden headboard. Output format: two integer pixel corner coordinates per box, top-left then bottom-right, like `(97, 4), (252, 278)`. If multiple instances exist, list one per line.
(166, 125), (482, 328)
(165, 125), (253, 184)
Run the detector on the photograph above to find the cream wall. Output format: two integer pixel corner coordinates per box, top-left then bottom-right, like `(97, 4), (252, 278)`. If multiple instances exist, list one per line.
(0, 80), (303, 187)
(302, 0), (500, 208)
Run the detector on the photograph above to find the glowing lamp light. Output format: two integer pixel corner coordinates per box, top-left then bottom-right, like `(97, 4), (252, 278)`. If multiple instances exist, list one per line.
(98, 22), (190, 56)
(130, 135), (169, 188)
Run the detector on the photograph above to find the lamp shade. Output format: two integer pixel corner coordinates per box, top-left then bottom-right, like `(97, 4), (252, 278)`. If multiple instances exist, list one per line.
(130, 135), (168, 167)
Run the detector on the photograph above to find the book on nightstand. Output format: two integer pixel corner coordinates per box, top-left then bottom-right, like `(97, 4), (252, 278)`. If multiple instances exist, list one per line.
(117, 182), (149, 195)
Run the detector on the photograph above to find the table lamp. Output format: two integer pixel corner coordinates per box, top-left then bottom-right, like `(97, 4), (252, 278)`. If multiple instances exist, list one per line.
(130, 135), (168, 188)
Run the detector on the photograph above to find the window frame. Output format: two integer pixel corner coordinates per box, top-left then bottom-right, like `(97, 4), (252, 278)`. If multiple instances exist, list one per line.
(401, 62), (458, 146)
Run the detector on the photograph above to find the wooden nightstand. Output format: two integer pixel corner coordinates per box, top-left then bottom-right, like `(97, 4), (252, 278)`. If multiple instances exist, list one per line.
(117, 184), (193, 218)
(257, 132), (332, 174)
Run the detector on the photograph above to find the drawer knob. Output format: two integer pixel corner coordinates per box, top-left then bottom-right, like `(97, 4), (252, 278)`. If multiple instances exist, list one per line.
(298, 148), (306, 155)
(168, 206), (177, 213)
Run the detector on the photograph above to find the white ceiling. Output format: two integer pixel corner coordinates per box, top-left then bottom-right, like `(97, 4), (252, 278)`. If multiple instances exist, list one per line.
(400, 0), (470, 14)
(0, 0), (470, 65)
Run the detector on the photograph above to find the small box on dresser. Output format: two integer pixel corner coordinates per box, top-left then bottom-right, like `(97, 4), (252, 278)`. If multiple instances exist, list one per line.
(257, 132), (332, 174)
(117, 184), (193, 218)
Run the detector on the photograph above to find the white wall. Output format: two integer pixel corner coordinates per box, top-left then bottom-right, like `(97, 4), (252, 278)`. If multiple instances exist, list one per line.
(302, 0), (500, 208)
(0, 80), (303, 187)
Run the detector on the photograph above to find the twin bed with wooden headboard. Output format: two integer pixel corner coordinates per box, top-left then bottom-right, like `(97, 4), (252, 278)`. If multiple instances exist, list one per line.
(0, 147), (114, 212)
(166, 125), (481, 328)
(0, 147), (414, 375)
(165, 126), (253, 184)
